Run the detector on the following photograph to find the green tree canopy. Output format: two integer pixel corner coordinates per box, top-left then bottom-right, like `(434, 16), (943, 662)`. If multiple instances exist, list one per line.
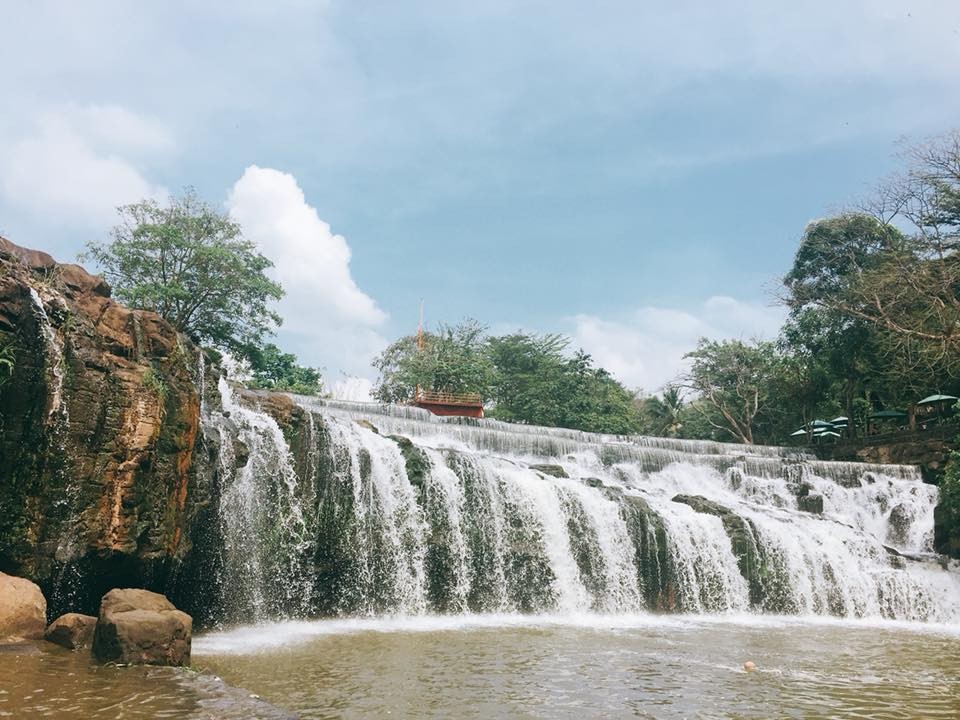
(638, 386), (686, 437)
(784, 133), (960, 370)
(371, 321), (642, 434)
(372, 319), (495, 404)
(84, 189), (283, 357)
(487, 334), (641, 434)
(247, 343), (324, 395)
(683, 339), (781, 445)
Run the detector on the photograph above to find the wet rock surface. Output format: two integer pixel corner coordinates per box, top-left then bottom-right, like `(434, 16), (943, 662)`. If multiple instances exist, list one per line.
(92, 588), (192, 666)
(0, 237), (208, 616)
(0, 572), (46, 641)
(45, 612), (97, 650)
(798, 494), (824, 514)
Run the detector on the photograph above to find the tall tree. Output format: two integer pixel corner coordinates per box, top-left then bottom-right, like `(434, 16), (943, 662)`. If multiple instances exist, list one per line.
(785, 132), (960, 369)
(683, 339), (779, 444)
(247, 343), (324, 395)
(83, 189), (283, 356)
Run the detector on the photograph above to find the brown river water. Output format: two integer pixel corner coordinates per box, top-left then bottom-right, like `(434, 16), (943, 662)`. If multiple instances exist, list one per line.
(2, 613), (959, 719)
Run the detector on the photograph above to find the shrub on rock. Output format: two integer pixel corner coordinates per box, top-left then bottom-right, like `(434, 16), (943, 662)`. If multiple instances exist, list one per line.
(92, 589), (192, 666)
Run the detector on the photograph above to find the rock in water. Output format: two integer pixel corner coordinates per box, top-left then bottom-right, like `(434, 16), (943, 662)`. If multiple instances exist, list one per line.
(45, 612), (97, 650)
(92, 589), (192, 666)
(798, 493), (824, 514)
(0, 572), (47, 641)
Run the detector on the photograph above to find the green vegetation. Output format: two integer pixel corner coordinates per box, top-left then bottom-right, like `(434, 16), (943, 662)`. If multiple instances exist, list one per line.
(247, 343), (324, 395)
(85, 189), (322, 395)
(142, 366), (168, 403)
(372, 322), (642, 434)
(682, 339), (780, 445)
(373, 320), (494, 404)
(0, 339), (14, 388)
(83, 189), (283, 359)
(486, 333), (640, 434)
(632, 130), (960, 445)
(373, 130), (959, 444)
(937, 448), (960, 553)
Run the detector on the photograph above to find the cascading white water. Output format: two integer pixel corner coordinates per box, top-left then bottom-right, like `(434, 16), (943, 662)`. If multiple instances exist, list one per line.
(28, 286), (84, 610)
(27, 288), (66, 423)
(318, 418), (429, 615)
(210, 377), (315, 620)
(199, 389), (960, 625)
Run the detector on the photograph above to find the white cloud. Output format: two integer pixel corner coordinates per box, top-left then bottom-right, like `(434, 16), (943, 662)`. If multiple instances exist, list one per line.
(226, 166), (388, 377)
(572, 296), (786, 393)
(0, 104), (171, 227)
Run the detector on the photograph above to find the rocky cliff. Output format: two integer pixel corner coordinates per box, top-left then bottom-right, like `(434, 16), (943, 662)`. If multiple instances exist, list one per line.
(0, 238), (208, 616)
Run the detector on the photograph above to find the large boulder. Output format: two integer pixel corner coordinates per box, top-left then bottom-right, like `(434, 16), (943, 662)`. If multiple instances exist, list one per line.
(92, 589), (192, 666)
(45, 612), (97, 650)
(0, 572), (47, 641)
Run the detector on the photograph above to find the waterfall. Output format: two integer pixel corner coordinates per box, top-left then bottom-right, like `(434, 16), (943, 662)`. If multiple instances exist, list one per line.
(27, 287), (66, 423)
(198, 390), (960, 625)
(28, 286), (84, 610)
(202, 377), (315, 621)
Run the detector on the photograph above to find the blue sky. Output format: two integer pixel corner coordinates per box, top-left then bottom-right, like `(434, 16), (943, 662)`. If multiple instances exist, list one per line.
(2, 1), (959, 397)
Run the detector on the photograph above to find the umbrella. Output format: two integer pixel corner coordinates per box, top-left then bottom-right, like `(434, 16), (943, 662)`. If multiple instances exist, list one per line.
(830, 416), (849, 424)
(790, 429), (808, 437)
(916, 393), (958, 426)
(917, 394), (958, 405)
(810, 419), (834, 428)
(868, 410), (907, 420)
(816, 430), (842, 438)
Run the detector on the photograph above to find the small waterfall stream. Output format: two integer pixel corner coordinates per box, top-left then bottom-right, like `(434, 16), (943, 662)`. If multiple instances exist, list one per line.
(196, 392), (960, 625)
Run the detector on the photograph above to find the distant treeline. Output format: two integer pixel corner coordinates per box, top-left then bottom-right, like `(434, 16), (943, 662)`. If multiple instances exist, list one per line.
(373, 129), (960, 444)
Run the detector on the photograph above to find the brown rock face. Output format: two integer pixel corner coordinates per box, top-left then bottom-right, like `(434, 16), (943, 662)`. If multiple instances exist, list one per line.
(44, 612), (97, 649)
(0, 237), (209, 615)
(0, 572), (47, 641)
(92, 588), (192, 666)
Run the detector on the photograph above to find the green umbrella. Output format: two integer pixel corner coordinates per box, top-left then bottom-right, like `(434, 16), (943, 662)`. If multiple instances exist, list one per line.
(917, 394), (958, 405)
(869, 409), (907, 420)
(830, 416), (849, 424)
(817, 430), (842, 438)
(810, 419), (834, 428)
(790, 429), (808, 437)
(916, 393), (957, 426)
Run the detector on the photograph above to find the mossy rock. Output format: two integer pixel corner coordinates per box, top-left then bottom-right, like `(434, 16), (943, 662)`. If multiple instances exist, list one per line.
(530, 464), (568, 478)
(671, 494), (765, 607)
(387, 435), (430, 491)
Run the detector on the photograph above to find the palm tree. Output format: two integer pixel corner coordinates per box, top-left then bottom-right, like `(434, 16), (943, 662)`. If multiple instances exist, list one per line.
(644, 385), (685, 437)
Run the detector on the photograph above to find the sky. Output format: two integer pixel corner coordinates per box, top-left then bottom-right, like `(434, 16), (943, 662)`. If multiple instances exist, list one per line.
(1, 1), (959, 398)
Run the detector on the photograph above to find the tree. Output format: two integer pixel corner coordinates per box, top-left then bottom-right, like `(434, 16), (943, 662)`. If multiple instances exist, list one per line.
(640, 386), (686, 437)
(247, 343), (324, 395)
(785, 132), (960, 369)
(683, 339), (780, 444)
(83, 189), (283, 357)
(485, 333), (641, 434)
(372, 320), (495, 404)
(371, 323), (642, 434)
